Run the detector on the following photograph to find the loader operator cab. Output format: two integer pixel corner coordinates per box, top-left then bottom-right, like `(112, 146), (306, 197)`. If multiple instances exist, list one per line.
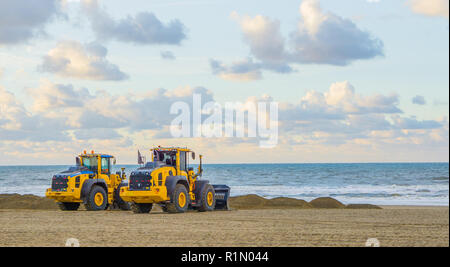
(154, 150), (176, 167)
(153, 149), (191, 174)
(76, 151), (117, 176)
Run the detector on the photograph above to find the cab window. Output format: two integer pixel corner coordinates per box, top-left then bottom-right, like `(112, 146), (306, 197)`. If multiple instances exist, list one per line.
(82, 157), (97, 172)
(159, 151), (176, 167)
(101, 157), (110, 175)
(179, 152), (187, 172)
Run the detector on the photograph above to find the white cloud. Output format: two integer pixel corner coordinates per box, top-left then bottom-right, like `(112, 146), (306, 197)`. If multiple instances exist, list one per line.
(412, 95), (426, 105)
(210, 57), (293, 81)
(409, 0), (449, 18)
(38, 40), (128, 81)
(298, 0), (328, 35)
(216, 0), (384, 81)
(291, 0), (384, 65)
(26, 80), (89, 112)
(81, 0), (187, 45)
(210, 58), (263, 81)
(230, 12), (287, 65)
(324, 81), (401, 114)
(0, 0), (63, 45)
(3, 81), (211, 142)
(23, 81), (214, 132)
(279, 81), (402, 131)
(0, 86), (28, 131)
(0, 86), (69, 141)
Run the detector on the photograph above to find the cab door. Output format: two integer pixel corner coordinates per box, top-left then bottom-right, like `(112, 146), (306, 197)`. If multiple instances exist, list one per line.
(99, 157), (112, 185)
(99, 156), (114, 203)
(178, 151), (188, 177)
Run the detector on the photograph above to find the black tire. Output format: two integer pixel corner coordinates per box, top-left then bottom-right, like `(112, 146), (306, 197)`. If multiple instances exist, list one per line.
(131, 203), (153, 214)
(84, 185), (107, 211)
(166, 184), (189, 213)
(198, 184), (216, 212)
(159, 204), (169, 212)
(58, 202), (80, 211)
(114, 183), (130, 211)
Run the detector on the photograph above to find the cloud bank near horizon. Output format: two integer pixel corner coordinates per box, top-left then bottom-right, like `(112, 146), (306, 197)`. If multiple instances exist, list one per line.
(1, 81), (447, 163)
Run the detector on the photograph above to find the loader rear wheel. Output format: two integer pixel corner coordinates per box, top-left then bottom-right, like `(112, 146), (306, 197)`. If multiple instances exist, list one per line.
(85, 186), (107, 211)
(58, 202), (80, 211)
(166, 184), (189, 213)
(114, 184), (130, 211)
(199, 184), (215, 212)
(131, 203), (153, 214)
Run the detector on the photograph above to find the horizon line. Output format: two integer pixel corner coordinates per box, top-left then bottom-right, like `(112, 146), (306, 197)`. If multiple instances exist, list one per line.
(0, 161), (448, 167)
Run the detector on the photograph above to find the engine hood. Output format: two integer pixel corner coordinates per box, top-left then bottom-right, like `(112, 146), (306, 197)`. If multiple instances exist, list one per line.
(55, 166), (93, 178)
(130, 161), (166, 177)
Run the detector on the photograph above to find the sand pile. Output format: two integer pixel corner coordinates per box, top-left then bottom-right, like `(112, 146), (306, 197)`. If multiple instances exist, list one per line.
(0, 194), (58, 210)
(229, 195), (381, 210)
(229, 195), (312, 210)
(309, 197), (346, 209)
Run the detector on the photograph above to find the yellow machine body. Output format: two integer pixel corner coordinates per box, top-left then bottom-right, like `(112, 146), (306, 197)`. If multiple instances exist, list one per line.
(45, 151), (129, 211)
(120, 147), (197, 204)
(120, 146), (229, 213)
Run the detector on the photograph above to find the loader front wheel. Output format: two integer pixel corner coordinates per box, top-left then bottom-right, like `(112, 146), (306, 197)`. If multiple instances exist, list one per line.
(167, 184), (189, 213)
(131, 203), (153, 214)
(58, 202), (80, 211)
(198, 184), (215, 212)
(85, 186), (107, 211)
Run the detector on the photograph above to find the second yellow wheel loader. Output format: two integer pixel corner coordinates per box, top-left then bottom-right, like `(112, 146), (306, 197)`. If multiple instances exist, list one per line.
(120, 147), (230, 213)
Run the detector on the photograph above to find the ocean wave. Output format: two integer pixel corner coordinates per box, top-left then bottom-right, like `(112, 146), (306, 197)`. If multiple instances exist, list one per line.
(432, 176), (449, 181)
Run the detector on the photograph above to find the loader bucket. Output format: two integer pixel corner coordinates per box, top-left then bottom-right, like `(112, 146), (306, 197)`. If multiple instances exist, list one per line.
(213, 184), (231, 210)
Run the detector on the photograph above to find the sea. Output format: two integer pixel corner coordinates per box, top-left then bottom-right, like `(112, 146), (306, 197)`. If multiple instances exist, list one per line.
(0, 163), (448, 206)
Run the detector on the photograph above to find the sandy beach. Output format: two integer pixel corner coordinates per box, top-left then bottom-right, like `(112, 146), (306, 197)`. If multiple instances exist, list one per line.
(0, 194), (448, 247)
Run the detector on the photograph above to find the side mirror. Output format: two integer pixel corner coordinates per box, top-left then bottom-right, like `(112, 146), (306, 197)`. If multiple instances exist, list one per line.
(113, 158), (117, 165)
(191, 152), (196, 160)
(76, 157), (81, 166)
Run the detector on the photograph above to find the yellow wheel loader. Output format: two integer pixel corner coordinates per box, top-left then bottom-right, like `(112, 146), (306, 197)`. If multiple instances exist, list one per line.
(45, 151), (130, 211)
(120, 147), (230, 214)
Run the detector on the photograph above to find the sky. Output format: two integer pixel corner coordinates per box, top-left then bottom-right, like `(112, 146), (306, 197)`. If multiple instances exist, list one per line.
(0, 0), (449, 165)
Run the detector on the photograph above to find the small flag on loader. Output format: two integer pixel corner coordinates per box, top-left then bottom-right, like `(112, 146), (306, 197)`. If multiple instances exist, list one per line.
(138, 150), (144, 165)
